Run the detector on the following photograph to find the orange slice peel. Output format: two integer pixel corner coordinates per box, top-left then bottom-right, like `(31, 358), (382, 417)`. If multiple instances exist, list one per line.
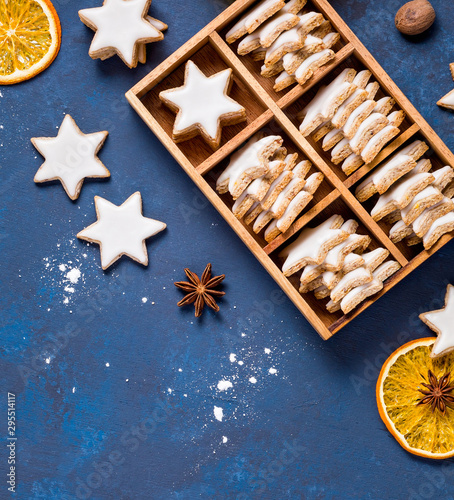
(0, 0), (61, 85)
(377, 337), (454, 459)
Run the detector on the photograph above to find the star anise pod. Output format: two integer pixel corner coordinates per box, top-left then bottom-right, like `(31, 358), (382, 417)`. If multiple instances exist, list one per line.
(417, 370), (454, 414)
(174, 263), (225, 317)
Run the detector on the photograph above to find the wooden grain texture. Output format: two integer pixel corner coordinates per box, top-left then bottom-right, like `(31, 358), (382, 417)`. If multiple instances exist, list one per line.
(127, 0), (454, 340)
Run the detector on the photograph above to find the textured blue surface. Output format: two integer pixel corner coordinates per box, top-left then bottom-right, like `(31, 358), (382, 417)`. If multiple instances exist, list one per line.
(2, 0), (454, 498)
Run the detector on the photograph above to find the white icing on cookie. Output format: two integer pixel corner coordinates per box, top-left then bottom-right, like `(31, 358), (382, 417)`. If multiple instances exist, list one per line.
(79, 0), (163, 67)
(294, 49), (331, 80)
(280, 214), (344, 273)
(226, 0), (283, 39)
(238, 12), (296, 51)
(400, 186), (440, 220)
(160, 60), (245, 142)
(33, 114), (109, 200)
(438, 89), (454, 108)
(371, 172), (433, 217)
(423, 212), (454, 248)
(77, 192), (166, 270)
(299, 69), (355, 132)
(420, 285), (454, 357)
(217, 135), (281, 194)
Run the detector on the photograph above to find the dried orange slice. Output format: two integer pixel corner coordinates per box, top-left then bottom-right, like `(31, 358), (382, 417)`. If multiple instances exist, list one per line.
(0, 0), (61, 85)
(377, 338), (454, 459)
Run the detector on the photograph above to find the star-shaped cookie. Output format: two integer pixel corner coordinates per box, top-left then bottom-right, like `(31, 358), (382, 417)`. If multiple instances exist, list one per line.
(78, 192), (166, 270)
(420, 284), (454, 358)
(159, 60), (246, 150)
(78, 0), (164, 68)
(32, 115), (109, 200)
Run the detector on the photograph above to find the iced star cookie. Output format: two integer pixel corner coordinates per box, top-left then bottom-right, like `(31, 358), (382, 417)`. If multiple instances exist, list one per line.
(78, 0), (165, 68)
(77, 192), (166, 270)
(420, 285), (454, 358)
(159, 60), (247, 150)
(32, 114), (109, 200)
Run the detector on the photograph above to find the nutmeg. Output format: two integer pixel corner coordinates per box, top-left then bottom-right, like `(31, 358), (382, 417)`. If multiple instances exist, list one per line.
(395, 0), (435, 35)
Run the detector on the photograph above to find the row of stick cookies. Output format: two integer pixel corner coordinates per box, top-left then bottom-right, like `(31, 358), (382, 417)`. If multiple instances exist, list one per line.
(355, 140), (454, 250)
(299, 68), (405, 175)
(226, 0), (340, 92)
(215, 133), (324, 242)
(279, 214), (401, 314)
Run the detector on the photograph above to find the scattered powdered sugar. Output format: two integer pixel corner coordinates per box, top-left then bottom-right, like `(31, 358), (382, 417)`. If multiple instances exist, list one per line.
(248, 377), (257, 384)
(264, 348), (271, 354)
(269, 368), (277, 375)
(213, 406), (223, 422)
(141, 297), (148, 303)
(66, 268), (81, 284)
(41, 239), (91, 306)
(222, 436), (228, 444)
(229, 353), (237, 363)
(217, 380), (233, 391)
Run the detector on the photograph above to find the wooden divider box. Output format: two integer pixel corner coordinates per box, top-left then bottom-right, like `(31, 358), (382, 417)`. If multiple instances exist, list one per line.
(126, 0), (454, 340)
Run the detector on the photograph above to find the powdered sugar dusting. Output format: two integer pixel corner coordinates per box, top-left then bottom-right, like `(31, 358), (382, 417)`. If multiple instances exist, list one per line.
(217, 380), (233, 391)
(213, 406), (223, 422)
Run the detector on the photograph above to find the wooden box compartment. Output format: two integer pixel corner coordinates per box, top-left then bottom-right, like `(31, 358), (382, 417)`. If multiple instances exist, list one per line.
(282, 54), (416, 183)
(351, 133), (454, 263)
(139, 39), (268, 168)
(218, 0), (349, 103)
(268, 196), (398, 330)
(126, 0), (454, 340)
(202, 118), (336, 249)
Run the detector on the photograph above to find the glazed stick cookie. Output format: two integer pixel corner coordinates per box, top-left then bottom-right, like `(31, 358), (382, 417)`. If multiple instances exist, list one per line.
(280, 214), (349, 276)
(282, 34), (325, 74)
(327, 253), (399, 314)
(252, 171), (309, 233)
(361, 248), (390, 272)
(244, 160), (310, 225)
(432, 166), (454, 191)
(298, 68), (357, 137)
(302, 253), (365, 294)
(237, 12), (300, 55)
(412, 197), (454, 238)
(299, 220), (358, 285)
(232, 159), (286, 219)
(294, 48), (335, 86)
(355, 140), (429, 202)
(216, 134), (283, 198)
(342, 100), (377, 140)
(339, 261), (401, 315)
(389, 220), (413, 243)
(423, 211), (454, 249)
(360, 125), (401, 164)
(400, 186), (443, 225)
(226, 0), (286, 44)
(370, 171), (435, 221)
(329, 267), (373, 304)
(264, 12), (324, 67)
(264, 172), (324, 241)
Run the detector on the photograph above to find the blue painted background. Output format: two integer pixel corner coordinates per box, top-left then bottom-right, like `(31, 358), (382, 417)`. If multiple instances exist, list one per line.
(2, 0), (454, 498)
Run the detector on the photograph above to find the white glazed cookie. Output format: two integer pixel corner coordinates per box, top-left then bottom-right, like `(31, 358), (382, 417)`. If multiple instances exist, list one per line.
(78, 0), (165, 68)
(216, 134), (283, 198)
(159, 60), (246, 150)
(279, 214), (349, 276)
(420, 285), (454, 358)
(423, 211), (454, 249)
(32, 114), (109, 200)
(226, 0), (286, 44)
(437, 89), (454, 111)
(77, 192), (166, 270)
